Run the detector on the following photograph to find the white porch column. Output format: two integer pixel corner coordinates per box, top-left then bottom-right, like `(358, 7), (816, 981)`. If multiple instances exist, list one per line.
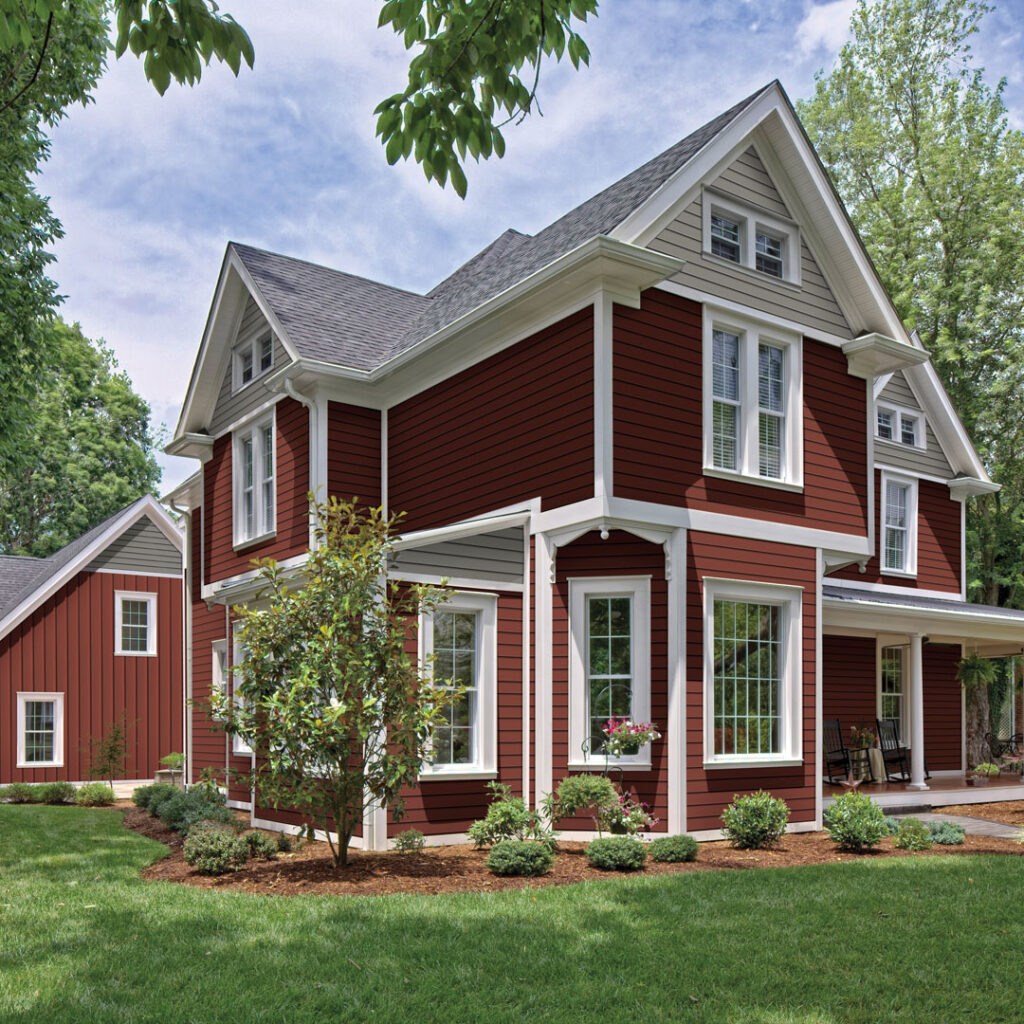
(907, 633), (929, 791)
(534, 532), (555, 809)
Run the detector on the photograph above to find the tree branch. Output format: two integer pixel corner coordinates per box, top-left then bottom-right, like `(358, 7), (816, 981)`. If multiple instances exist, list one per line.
(0, 12), (54, 119)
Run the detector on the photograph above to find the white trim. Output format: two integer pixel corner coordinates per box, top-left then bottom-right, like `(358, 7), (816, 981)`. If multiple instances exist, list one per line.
(535, 532), (555, 807)
(91, 568), (181, 580)
(877, 640), (909, 744)
(248, 815), (366, 851)
(702, 577), (803, 767)
(392, 510), (534, 551)
(232, 409), (276, 550)
(960, 502), (967, 602)
(666, 528), (686, 834)
(875, 401), (926, 451)
(522, 522), (532, 806)
(879, 470), (918, 578)
(15, 692), (64, 768)
(380, 408), (388, 516)
(226, 798), (252, 811)
(814, 549), (823, 829)
(689, 820), (819, 843)
(873, 463), (950, 486)
(231, 626), (254, 757)
(418, 770), (498, 782)
(231, 326), (275, 394)
(114, 591), (157, 656)
(389, 571), (523, 593)
(825, 578), (960, 602)
(217, 394), (282, 441)
(593, 291), (614, 497)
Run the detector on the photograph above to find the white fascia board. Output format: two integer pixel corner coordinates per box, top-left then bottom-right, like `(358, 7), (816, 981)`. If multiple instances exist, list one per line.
(842, 334), (929, 379)
(163, 472), (203, 512)
(948, 476), (1000, 501)
(164, 432), (214, 461)
(0, 497), (182, 643)
(201, 552), (309, 604)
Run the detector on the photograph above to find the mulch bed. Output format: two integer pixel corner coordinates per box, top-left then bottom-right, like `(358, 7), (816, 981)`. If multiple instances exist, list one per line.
(941, 801), (1024, 827)
(119, 807), (1024, 898)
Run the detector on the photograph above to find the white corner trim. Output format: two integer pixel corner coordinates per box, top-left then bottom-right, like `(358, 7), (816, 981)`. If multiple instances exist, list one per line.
(593, 291), (614, 498)
(534, 532), (555, 807)
(666, 527), (686, 835)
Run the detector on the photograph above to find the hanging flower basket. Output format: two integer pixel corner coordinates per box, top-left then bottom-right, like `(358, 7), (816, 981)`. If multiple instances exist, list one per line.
(602, 717), (661, 758)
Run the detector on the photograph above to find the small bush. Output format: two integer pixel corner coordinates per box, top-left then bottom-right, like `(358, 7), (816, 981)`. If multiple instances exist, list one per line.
(468, 782), (556, 849)
(243, 831), (278, 860)
(823, 791), (888, 852)
(183, 822), (250, 875)
(550, 774), (618, 821)
(37, 781), (76, 805)
(883, 815), (901, 836)
(154, 787), (231, 834)
(928, 821), (966, 846)
(894, 818), (933, 851)
(3, 783), (40, 804)
(586, 836), (647, 871)
(487, 839), (554, 876)
(721, 791), (790, 850)
(132, 783), (180, 812)
(275, 831), (295, 853)
(393, 828), (426, 853)
(75, 783), (115, 806)
(649, 834), (698, 863)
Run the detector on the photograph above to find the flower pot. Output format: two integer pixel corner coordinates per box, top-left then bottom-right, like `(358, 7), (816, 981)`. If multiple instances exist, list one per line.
(616, 739), (641, 756)
(969, 777), (989, 786)
(609, 821), (629, 835)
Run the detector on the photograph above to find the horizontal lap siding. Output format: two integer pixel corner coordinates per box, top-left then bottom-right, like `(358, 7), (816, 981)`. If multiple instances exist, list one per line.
(822, 636), (877, 734)
(924, 643), (963, 771)
(613, 291), (868, 536)
(686, 533), (817, 831)
(833, 475), (961, 592)
(1, 570), (182, 784)
(552, 532), (669, 832)
(388, 308), (594, 531)
(327, 401), (381, 508)
(204, 397), (309, 584)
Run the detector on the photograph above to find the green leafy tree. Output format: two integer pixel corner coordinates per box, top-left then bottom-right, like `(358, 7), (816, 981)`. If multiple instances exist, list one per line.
(213, 498), (461, 868)
(0, 319), (161, 555)
(83, 712), (134, 788)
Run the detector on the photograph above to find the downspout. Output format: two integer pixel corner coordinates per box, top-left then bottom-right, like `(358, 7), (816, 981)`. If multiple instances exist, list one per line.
(168, 499), (192, 789)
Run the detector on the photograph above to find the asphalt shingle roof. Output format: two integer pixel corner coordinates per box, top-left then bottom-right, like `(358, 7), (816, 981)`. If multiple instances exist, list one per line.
(822, 585), (1024, 622)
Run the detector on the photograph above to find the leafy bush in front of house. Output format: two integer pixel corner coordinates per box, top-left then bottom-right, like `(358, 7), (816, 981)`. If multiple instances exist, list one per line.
(823, 791), (889, 852)
(75, 783), (116, 806)
(2, 783), (39, 803)
(468, 782), (556, 850)
(393, 828), (426, 853)
(585, 836), (647, 871)
(183, 822), (251, 875)
(548, 774), (618, 822)
(486, 839), (554, 876)
(243, 831), (278, 860)
(721, 791), (790, 850)
(928, 821), (966, 845)
(275, 831), (295, 853)
(155, 786), (234, 835)
(894, 818), (933, 851)
(132, 783), (180, 812)
(883, 815), (901, 836)
(649, 834), (699, 863)
(38, 781), (76, 805)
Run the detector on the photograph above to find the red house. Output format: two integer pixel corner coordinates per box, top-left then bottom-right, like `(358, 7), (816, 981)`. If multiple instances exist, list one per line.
(167, 81), (1024, 845)
(0, 497), (184, 791)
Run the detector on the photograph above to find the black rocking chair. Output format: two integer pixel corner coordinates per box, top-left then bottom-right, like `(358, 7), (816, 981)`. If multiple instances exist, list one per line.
(876, 719), (911, 782)
(986, 732), (1023, 759)
(824, 718), (853, 784)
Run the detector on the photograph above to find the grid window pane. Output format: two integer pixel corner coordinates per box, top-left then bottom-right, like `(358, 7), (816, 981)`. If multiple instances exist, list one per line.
(877, 409), (893, 440)
(24, 699), (56, 762)
(713, 600), (781, 756)
(758, 344), (785, 478)
(712, 330), (740, 471)
(710, 215), (741, 262)
(431, 611), (477, 766)
(120, 599), (150, 652)
(881, 647), (904, 741)
(259, 334), (273, 372)
(586, 596), (633, 754)
(884, 482), (908, 570)
(261, 426), (275, 531)
(900, 415), (918, 446)
(240, 348), (253, 384)
(755, 232), (783, 278)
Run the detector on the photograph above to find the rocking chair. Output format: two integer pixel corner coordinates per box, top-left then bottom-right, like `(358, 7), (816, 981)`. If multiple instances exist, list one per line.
(823, 718), (853, 784)
(875, 719), (911, 782)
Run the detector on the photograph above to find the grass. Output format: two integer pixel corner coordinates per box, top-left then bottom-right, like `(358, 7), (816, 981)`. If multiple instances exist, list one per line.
(1, 806), (1022, 1023)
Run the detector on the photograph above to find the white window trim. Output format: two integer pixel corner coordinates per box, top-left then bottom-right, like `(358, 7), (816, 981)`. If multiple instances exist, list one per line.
(16, 692), (64, 768)
(211, 639), (228, 722)
(876, 401), (926, 450)
(231, 629), (254, 756)
(880, 470), (918, 578)
(232, 410), (276, 550)
(701, 188), (802, 287)
(114, 590), (157, 656)
(877, 642), (909, 745)
(567, 576), (652, 770)
(231, 328), (274, 393)
(702, 308), (804, 491)
(702, 577), (803, 769)
(418, 591), (498, 780)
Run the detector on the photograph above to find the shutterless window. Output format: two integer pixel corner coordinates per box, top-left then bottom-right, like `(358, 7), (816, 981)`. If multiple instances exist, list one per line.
(115, 592), (156, 655)
(880, 647), (905, 742)
(586, 594), (633, 756)
(758, 343), (785, 479)
(755, 232), (783, 278)
(234, 415), (275, 545)
(877, 408), (894, 440)
(900, 414), (919, 447)
(430, 610), (478, 766)
(259, 333), (273, 373)
(712, 329), (741, 470)
(23, 698), (57, 763)
(710, 215), (741, 263)
(884, 480), (909, 572)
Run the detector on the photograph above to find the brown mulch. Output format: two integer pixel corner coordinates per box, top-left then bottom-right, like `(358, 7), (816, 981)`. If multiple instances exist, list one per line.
(120, 807), (1024, 898)
(941, 800), (1024, 827)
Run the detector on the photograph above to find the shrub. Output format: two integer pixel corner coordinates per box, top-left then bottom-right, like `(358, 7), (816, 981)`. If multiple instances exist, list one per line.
(467, 782), (555, 849)
(894, 818), (933, 851)
(154, 787), (232, 834)
(183, 823), (250, 875)
(549, 774), (617, 821)
(243, 831), (278, 860)
(75, 783), (115, 806)
(928, 821), (966, 846)
(649, 834), (698, 863)
(822, 791), (888, 852)
(487, 840), (554, 876)
(3, 783), (40, 804)
(393, 828), (426, 853)
(132, 783), (180, 812)
(973, 762), (1001, 778)
(883, 815), (901, 836)
(275, 831), (295, 853)
(37, 781), (76, 805)
(586, 836), (647, 871)
(721, 791), (790, 850)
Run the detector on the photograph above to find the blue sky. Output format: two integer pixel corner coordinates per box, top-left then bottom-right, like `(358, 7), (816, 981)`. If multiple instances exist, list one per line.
(35, 0), (1024, 493)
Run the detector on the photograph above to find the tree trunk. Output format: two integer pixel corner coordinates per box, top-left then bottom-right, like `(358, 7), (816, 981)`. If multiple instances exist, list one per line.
(965, 685), (991, 769)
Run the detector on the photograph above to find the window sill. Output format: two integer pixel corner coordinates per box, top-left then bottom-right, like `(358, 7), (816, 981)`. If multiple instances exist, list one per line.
(701, 251), (803, 291)
(702, 466), (804, 493)
(703, 757), (803, 770)
(875, 437), (927, 454)
(115, 650), (157, 658)
(233, 530), (276, 553)
(566, 760), (653, 773)
(881, 568), (918, 580)
(419, 769), (497, 782)
(16, 761), (64, 769)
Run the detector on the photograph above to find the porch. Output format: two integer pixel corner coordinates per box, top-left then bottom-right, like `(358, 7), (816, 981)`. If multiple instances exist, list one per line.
(823, 773), (1024, 811)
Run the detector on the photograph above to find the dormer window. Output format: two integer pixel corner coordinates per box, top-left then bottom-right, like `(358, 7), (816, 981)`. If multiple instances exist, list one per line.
(876, 404), (925, 450)
(711, 215), (741, 263)
(233, 329), (274, 392)
(755, 232), (784, 278)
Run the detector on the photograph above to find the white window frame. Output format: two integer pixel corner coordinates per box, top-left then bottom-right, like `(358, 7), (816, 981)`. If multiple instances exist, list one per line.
(232, 328), (274, 393)
(702, 578), (803, 769)
(114, 590), (157, 656)
(701, 189), (802, 286)
(211, 639), (228, 722)
(419, 592), (498, 780)
(880, 470), (918, 577)
(232, 410), (276, 549)
(16, 692), (64, 768)
(877, 643), (908, 744)
(702, 309), (803, 490)
(876, 402), (926, 450)
(568, 576), (651, 770)
(231, 628), (254, 756)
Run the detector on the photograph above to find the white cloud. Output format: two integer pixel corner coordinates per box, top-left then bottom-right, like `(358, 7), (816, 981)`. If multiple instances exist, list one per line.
(796, 0), (856, 56)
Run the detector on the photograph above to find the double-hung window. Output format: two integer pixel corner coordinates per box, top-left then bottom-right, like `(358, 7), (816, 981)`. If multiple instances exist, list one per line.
(703, 311), (802, 489)
(233, 413), (275, 547)
(702, 190), (801, 286)
(420, 593), (497, 777)
(231, 629), (254, 756)
(703, 579), (802, 767)
(755, 231), (784, 278)
(881, 472), (917, 576)
(876, 403), (925, 449)
(16, 692), (64, 767)
(710, 215), (741, 263)
(115, 591), (157, 655)
(879, 646), (906, 742)
(232, 329), (274, 391)
(568, 577), (651, 767)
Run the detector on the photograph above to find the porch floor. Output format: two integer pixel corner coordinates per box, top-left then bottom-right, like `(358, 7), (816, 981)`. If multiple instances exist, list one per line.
(823, 774), (1024, 810)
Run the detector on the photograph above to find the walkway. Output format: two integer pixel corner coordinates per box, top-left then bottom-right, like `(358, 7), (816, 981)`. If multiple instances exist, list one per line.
(895, 811), (1020, 840)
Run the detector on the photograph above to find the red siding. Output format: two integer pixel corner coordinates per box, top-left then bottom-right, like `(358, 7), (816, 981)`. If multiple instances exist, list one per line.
(686, 532), (817, 832)
(327, 401), (381, 508)
(822, 635), (877, 735)
(388, 308), (594, 530)
(1, 570), (183, 783)
(833, 474), (961, 592)
(613, 290), (869, 536)
(204, 397), (309, 584)
(924, 643), (963, 771)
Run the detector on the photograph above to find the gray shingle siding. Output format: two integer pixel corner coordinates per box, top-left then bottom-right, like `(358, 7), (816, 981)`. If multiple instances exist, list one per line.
(87, 518), (182, 576)
(390, 528), (525, 585)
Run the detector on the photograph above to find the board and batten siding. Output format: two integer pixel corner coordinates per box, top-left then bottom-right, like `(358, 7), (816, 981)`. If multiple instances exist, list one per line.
(87, 517), (182, 576)
(875, 371), (954, 479)
(390, 528), (525, 585)
(649, 147), (852, 340)
(208, 296), (291, 437)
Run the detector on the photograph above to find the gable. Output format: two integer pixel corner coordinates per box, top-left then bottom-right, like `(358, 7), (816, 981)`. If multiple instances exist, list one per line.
(648, 146), (852, 340)
(876, 371), (954, 479)
(208, 295), (291, 436)
(87, 516), (182, 576)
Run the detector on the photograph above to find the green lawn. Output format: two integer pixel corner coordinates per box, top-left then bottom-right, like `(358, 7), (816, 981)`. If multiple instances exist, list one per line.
(1, 806), (1022, 1023)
